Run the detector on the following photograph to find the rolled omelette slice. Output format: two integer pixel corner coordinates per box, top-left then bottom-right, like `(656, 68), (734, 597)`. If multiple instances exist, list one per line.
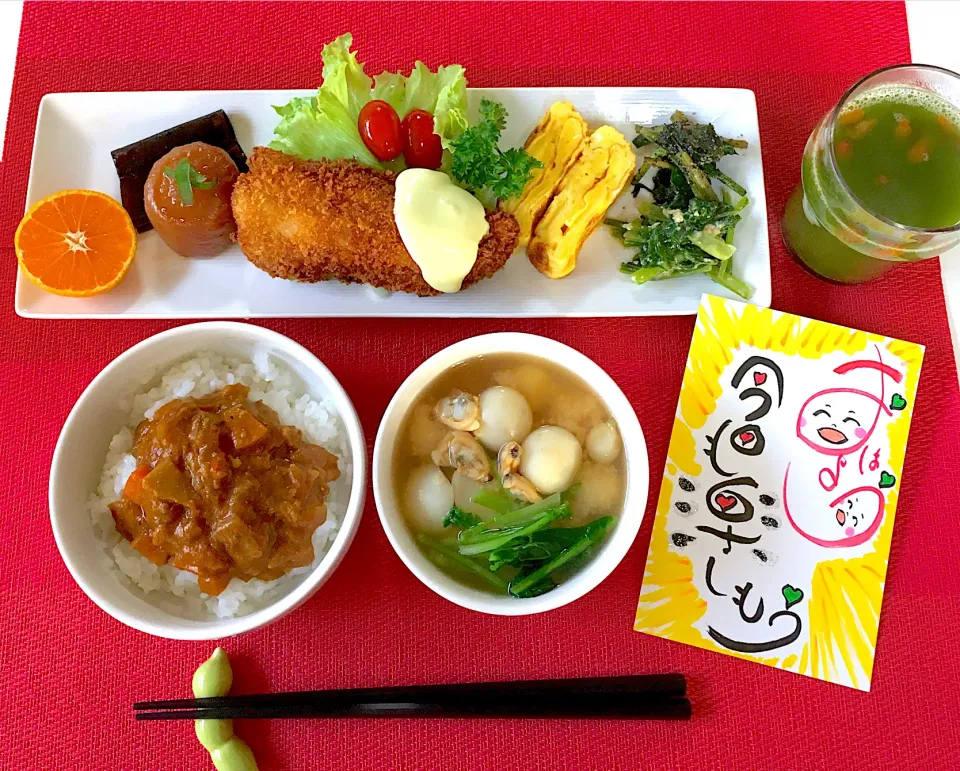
(527, 125), (636, 279)
(500, 102), (589, 248)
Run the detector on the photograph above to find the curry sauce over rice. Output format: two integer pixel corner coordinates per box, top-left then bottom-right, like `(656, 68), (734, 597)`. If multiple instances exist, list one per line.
(108, 383), (340, 596)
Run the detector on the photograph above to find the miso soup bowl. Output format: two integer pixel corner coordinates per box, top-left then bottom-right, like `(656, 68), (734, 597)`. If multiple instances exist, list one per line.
(49, 322), (366, 640)
(373, 333), (649, 616)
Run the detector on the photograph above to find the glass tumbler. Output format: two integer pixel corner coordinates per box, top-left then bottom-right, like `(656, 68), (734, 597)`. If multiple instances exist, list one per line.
(781, 64), (960, 283)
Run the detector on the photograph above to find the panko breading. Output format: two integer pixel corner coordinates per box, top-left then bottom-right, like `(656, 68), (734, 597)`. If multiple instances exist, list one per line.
(499, 102), (588, 247)
(231, 148), (519, 296)
(527, 125), (636, 279)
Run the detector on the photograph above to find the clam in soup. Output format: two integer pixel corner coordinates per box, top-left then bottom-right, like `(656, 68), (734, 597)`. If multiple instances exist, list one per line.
(393, 354), (626, 597)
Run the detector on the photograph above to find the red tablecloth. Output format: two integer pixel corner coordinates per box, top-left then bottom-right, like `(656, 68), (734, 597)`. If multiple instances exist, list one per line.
(2, 2), (959, 769)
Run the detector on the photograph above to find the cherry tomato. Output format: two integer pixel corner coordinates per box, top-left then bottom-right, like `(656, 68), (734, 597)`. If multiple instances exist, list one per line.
(402, 109), (444, 169)
(358, 100), (402, 161)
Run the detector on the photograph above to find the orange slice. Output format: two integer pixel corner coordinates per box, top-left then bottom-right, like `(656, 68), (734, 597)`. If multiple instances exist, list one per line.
(15, 189), (137, 297)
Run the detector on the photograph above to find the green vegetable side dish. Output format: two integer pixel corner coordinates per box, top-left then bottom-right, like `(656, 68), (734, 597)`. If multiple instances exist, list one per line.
(163, 159), (215, 206)
(269, 34), (539, 204)
(192, 648), (258, 771)
(423, 483), (615, 599)
(608, 111), (754, 300)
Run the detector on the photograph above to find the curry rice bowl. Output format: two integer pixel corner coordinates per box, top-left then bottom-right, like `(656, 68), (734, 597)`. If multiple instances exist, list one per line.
(87, 351), (352, 620)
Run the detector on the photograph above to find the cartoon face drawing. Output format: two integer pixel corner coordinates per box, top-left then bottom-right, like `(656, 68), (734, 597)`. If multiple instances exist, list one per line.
(797, 388), (884, 456)
(834, 490), (878, 538)
(783, 473), (885, 548)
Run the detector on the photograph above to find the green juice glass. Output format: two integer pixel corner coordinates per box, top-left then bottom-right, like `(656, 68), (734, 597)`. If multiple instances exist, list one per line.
(782, 64), (960, 283)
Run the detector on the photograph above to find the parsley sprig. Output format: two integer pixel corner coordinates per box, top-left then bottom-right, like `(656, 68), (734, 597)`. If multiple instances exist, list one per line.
(449, 100), (541, 203)
(163, 159), (216, 206)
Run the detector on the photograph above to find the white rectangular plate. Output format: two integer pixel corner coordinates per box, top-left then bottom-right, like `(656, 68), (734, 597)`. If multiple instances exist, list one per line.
(17, 88), (770, 318)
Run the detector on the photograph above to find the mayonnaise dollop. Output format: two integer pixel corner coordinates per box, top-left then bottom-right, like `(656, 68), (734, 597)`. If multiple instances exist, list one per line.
(393, 168), (489, 293)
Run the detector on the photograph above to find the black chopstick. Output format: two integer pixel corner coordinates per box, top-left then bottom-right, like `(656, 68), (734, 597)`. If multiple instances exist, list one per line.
(137, 694), (692, 721)
(135, 673), (685, 710)
(135, 674), (690, 721)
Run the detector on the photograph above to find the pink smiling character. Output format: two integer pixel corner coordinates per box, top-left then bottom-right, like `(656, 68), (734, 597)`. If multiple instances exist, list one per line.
(783, 477), (885, 548)
(795, 353), (901, 491)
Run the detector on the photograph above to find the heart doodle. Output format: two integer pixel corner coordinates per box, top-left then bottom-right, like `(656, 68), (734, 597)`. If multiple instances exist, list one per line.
(879, 470), (896, 488)
(715, 493), (737, 511)
(753, 372), (767, 386)
(782, 584), (804, 609)
(890, 393), (907, 411)
(739, 431), (755, 444)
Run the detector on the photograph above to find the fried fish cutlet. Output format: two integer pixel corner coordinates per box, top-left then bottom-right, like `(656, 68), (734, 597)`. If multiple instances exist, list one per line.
(231, 147), (520, 296)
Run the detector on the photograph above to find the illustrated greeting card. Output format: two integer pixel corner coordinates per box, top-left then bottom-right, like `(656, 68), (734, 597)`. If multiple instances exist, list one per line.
(634, 295), (924, 690)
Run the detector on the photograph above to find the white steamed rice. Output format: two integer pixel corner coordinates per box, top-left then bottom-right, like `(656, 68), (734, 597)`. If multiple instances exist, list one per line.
(87, 350), (352, 620)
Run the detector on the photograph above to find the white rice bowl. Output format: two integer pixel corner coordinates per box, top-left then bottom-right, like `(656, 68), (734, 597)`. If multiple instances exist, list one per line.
(87, 351), (352, 620)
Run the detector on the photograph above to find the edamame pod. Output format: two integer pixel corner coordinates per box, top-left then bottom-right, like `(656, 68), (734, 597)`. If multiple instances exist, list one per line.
(193, 647), (233, 698)
(211, 738), (259, 771)
(192, 648), (258, 771)
(195, 718), (234, 751)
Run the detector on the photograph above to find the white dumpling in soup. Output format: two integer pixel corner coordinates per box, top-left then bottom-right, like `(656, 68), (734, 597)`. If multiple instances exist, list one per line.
(586, 421), (621, 464)
(474, 386), (533, 451)
(520, 425), (582, 495)
(405, 464), (454, 534)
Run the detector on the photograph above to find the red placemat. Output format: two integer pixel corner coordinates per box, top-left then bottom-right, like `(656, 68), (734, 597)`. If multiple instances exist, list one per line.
(2, 2), (959, 768)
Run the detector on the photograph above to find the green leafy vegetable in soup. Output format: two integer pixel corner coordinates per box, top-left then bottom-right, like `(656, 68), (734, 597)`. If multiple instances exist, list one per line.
(508, 516), (614, 598)
(443, 506), (482, 529)
(425, 492), (613, 598)
(488, 517), (614, 572)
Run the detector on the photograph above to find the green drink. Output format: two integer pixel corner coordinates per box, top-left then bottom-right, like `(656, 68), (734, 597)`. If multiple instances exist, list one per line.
(782, 65), (960, 283)
(835, 93), (960, 229)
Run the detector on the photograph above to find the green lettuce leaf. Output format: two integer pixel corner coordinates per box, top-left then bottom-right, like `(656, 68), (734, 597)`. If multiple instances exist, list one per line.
(392, 62), (469, 149)
(319, 33), (372, 119)
(269, 34), (382, 166)
(370, 71), (406, 114)
(270, 33), (469, 164)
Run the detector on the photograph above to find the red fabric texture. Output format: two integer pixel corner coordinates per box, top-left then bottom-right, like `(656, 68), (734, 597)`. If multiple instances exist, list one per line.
(1, 2), (958, 769)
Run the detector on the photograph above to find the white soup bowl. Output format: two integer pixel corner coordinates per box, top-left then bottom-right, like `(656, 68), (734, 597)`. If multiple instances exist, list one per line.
(373, 333), (648, 616)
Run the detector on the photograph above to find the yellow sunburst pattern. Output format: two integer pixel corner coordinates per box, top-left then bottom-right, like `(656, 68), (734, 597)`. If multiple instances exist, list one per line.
(635, 296), (923, 690)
